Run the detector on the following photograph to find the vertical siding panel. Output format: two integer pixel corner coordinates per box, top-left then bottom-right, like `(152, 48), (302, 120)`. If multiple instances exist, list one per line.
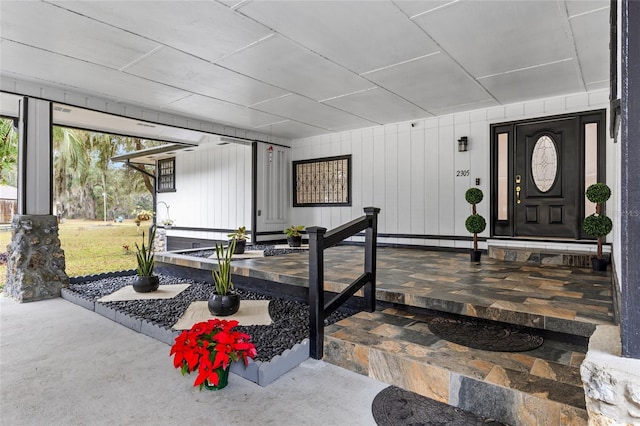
(410, 126), (425, 236)
(372, 127), (386, 233)
(438, 121), (455, 235)
(397, 129), (411, 234)
(361, 128), (374, 210)
(385, 125), (399, 240)
(454, 119), (472, 237)
(424, 125), (440, 234)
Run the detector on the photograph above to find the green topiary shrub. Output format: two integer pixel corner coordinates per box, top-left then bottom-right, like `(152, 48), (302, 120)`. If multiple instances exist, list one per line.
(583, 214), (613, 238)
(585, 183), (611, 205)
(465, 214), (486, 234)
(583, 183), (612, 260)
(465, 188), (484, 205)
(465, 187), (485, 253)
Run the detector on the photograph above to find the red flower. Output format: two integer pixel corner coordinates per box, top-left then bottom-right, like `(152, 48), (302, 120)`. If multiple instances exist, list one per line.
(169, 319), (257, 390)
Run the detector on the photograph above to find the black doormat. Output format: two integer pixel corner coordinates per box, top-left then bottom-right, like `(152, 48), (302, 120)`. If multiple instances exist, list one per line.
(427, 317), (544, 352)
(372, 386), (507, 426)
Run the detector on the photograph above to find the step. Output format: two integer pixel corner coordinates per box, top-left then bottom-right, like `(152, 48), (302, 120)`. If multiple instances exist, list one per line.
(488, 243), (607, 268)
(324, 308), (588, 426)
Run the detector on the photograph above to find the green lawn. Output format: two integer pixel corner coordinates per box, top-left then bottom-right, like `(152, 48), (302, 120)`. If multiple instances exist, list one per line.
(1, 219), (152, 287)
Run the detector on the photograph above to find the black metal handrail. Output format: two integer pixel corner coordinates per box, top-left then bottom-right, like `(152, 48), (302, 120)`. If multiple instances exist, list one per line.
(307, 207), (380, 359)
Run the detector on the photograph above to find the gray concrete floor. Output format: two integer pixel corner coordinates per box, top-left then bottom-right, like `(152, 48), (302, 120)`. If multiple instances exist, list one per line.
(0, 295), (387, 426)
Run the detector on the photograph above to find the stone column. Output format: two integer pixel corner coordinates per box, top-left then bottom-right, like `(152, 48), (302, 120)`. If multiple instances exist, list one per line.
(4, 215), (68, 302)
(4, 97), (68, 302)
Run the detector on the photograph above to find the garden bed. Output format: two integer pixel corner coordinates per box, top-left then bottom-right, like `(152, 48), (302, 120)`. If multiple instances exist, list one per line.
(63, 272), (351, 386)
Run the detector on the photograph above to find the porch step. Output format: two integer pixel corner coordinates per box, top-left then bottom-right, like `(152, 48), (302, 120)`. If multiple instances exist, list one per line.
(324, 308), (588, 426)
(488, 244), (604, 268)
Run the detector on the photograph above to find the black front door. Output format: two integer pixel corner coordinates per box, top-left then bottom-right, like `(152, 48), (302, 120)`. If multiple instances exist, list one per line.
(514, 118), (579, 238)
(491, 110), (606, 240)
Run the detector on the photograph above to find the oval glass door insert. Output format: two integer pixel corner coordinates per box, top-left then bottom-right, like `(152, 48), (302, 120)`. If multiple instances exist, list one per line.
(531, 135), (558, 192)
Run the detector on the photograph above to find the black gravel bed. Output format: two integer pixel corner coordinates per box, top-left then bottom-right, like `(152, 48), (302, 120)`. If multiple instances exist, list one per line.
(67, 274), (351, 362)
(185, 244), (307, 258)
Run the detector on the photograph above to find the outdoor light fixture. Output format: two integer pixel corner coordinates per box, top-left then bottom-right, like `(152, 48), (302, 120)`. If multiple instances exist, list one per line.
(458, 136), (468, 152)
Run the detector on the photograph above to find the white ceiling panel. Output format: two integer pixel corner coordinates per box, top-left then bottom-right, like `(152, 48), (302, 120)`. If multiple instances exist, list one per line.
(565, 0), (609, 18)
(124, 47), (288, 106)
(0, 1), (611, 140)
(253, 94), (377, 131)
(0, 40), (189, 107)
(50, 0), (273, 62)
(0, 1), (159, 70)
(478, 59), (584, 104)
(364, 53), (492, 112)
(322, 87), (431, 124)
(412, 1), (576, 78)
(254, 120), (327, 140)
(237, 1), (440, 74)
(570, 8), (610, 85)
(217, 35), (375, 101)
(164, 94), (286, 130)
(393, 1), (456, 18)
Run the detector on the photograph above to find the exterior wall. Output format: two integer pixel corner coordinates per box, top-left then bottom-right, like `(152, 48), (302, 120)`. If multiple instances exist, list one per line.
(291, 89), (611, 249)
(157, 142), (252, 243)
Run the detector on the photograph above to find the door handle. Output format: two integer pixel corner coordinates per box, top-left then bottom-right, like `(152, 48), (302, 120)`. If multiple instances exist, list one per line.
(516, 185), (521, 204)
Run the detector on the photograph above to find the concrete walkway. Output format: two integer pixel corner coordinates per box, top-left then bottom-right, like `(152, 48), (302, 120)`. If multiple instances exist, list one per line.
(0, 295), (387, 426)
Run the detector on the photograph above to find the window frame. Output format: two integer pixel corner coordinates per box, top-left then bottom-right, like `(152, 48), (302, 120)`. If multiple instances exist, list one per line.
(292, 154), (352, 207)
(157, 157), (176, 193)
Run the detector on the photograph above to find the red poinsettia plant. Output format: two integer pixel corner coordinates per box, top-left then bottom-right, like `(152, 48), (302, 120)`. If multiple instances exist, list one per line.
(170, 319), (257, 389)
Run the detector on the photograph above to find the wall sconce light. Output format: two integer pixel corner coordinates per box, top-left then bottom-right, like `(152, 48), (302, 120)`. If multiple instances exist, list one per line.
(458, 136), (468, 152)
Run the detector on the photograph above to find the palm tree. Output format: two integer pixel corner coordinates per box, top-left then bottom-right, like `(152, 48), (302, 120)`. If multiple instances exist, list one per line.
(53, 126), (90, 218)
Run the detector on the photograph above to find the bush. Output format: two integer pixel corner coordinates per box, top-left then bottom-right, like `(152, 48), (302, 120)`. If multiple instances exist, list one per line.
(465, 214), (486, 234)
(586, 183), (611, 204)
(583, 214), (613, 238)
(465, 188), (484, 205)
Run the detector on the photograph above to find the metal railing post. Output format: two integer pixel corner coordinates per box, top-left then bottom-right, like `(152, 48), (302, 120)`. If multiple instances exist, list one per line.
(363, 207), (380, 313)
(307, 226), (327, 359)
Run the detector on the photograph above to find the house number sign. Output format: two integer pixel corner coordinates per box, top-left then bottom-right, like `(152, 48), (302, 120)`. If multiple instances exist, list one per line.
(456, 170), (470, 177)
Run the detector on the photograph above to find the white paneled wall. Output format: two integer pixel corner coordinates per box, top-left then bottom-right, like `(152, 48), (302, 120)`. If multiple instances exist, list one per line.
(291, 90), (610, 249)
(158, 142), (251, 241)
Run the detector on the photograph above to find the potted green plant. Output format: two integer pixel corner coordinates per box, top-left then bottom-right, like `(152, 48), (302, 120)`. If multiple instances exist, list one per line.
(583, 183), (612, 271)
(170, 318), (257, 390)
(133, 227), (159, 292)
(227, 226), (248, 254)
(208, 238), (240, 316)
(284, 225), (305, 247)
(465, 188), (486, 262)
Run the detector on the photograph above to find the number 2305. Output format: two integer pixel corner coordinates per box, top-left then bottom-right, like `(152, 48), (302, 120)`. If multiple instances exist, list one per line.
(456, 170), (470, 177)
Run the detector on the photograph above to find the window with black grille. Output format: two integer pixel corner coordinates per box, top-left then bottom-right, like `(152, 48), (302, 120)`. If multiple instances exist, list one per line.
(157, 158), (176, 192)
(293, 155), (351, 207)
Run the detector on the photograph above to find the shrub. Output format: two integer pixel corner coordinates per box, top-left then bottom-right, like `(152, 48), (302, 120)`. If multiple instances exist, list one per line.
(465, 214), (487, 234)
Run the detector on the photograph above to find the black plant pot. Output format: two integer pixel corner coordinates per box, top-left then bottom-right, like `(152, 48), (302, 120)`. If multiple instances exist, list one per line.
(208, 293), (241, 316)
(591, 257), (608, 272)
(232, 239), (246, 254)
(133, 275), (160, 293)
(287, 235), (302, 247)
(470, 250), (482, 262)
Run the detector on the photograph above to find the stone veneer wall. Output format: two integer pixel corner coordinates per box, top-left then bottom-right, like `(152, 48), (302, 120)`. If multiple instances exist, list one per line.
(154, 228), (166, 252)
(581, 325), (640, 425)
(4, 215), (68, 302)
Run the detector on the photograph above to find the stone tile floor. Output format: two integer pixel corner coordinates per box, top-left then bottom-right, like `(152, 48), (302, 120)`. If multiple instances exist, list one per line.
(187, 245), (615, 337)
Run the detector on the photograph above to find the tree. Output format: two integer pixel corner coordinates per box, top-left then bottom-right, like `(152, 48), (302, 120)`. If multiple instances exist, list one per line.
(0, 117), (18, 186)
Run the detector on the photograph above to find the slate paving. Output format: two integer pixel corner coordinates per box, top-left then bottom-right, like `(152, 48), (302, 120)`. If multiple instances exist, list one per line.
(159, 245), (614, 337)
